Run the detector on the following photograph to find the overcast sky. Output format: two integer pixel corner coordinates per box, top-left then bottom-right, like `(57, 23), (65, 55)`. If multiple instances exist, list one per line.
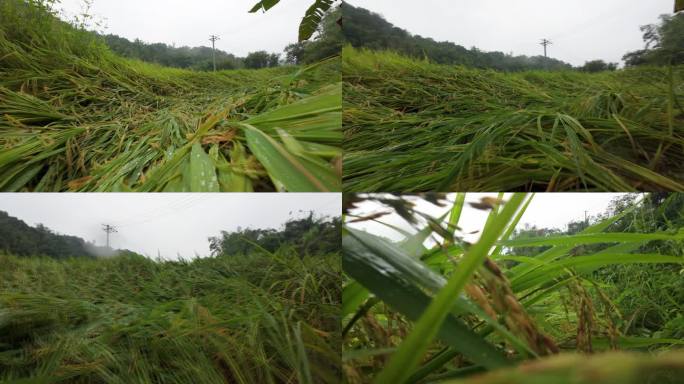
(56, 0), (315, 56)
(346, 0), (673, 66)
(0, 193), (341, 260)
(348, 193), (634, 244)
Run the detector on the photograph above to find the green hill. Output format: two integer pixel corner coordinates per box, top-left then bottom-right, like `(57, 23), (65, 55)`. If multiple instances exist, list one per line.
(0, 210), (110, 259)
(341, 2), (573, 71)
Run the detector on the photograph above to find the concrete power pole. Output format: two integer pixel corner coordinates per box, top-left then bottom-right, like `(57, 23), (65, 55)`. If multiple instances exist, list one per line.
(102, 224), (118, 249)
(540, 38), (552, 58)
(209, 34), (220, 72)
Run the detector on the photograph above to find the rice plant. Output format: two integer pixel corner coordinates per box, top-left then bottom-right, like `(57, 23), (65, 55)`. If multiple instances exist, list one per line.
(342, 47), (684, 192)
(0, 248), (341, 383)
(0, 0), (341, 192)
(342, 193), (684, 383)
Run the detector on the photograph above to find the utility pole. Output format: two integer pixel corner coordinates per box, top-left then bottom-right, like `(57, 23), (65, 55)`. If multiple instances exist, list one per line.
(209, 34), (220, 72)
(540, 38), (552, 58)
(102, 224), (118, 249)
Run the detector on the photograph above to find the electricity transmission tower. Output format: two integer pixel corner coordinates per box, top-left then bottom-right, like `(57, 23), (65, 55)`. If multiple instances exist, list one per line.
(540, 38), (552, 58)
(102, 224), (118, 248)
(209, 34), (220, 72)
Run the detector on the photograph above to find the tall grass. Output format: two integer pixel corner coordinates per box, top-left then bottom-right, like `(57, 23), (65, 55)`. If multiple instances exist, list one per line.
(342, 193), (684, 383)
(342, 47), (684, 192)
(0, 249), (341, 383)
(0, 0), (341, 192)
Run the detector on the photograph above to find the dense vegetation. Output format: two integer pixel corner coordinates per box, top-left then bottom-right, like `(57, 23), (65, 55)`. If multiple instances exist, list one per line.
(623, 13), (684, 66)
(342, 47), (683, 192)
(0, 0), (341, 192)
(209, 214), (341, 257)
(0, 212), (342, 383)
(102, 34), (270, 71)
(342, 6), (684, 192)
(341, 3), (573, 72)
(342, 193), (684, 383)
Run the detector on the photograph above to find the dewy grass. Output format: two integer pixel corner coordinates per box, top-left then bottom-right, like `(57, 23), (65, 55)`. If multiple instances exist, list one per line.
(0, 250), (341, 384)
(342, 46), (684, 192)
(0, 1), (341, 192)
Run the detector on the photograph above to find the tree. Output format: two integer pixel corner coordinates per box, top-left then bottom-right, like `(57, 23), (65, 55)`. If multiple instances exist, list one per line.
(623, 13), (684, 66)
(579, 60), (618, 72)
(208, 215), (341, 257)
(102, 34), (244, 71)
(285, 42), (307, 64)
(268, 53), (280, 67)
(244, 50), (272, 69)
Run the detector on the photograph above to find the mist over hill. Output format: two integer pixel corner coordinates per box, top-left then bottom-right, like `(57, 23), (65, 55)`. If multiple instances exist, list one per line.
(0, 211), (123, 259)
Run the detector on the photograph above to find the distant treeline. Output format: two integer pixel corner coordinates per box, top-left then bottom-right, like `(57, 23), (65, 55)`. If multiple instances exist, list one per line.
(0, 210), (340, 260)
(0, 211), (104, 259)
(341, 3), (572, 72)
(99, 6), (343, 70)
(103, 34), (280, 71)
(342, 3), (684, 72)
(209, 214), (341, 257)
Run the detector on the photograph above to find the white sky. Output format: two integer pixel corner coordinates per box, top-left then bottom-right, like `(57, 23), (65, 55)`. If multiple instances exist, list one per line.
(56, 0), (316, 56)
(0, 193), (341, 260)
(347, 193), (630, 244)
(345, 0), (674, 66)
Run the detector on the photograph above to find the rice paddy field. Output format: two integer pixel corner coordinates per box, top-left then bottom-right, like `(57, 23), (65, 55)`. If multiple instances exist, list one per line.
(0, 1), (341, 192)
(342, 193), (684, 383)
(0, 250), (341, 383)
(342, 47), (684, 192)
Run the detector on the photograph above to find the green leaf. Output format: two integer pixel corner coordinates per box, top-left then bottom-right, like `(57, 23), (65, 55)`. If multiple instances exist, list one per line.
(342, 281), (369, 318)
(447, 193), (466, 237)
(211, 143), (254, 192)
(373, 194), (526, 384)
(298, 0), (335, 41)
(512, 253), (684, 292)
(507, 205), (638, 280)
(399, 212), (448, 258)
(346, 228), (535, 361)
(242, 123), (337, 191)
(343, 234), (510, 372)
(501, 231), (684, 247)
(245, 83), (341, 143)
(188, 143), (220, 192)
(592, 336), (684, 350)
(249, 0), (280, 13)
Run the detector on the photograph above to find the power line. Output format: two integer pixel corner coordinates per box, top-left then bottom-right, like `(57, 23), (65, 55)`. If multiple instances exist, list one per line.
(108, 195), (197, 227)
(117, 196), (210, 228)
(209, 34), (220, 72)
(101, 224), (118, 248)
(540, 38), (552, 58)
